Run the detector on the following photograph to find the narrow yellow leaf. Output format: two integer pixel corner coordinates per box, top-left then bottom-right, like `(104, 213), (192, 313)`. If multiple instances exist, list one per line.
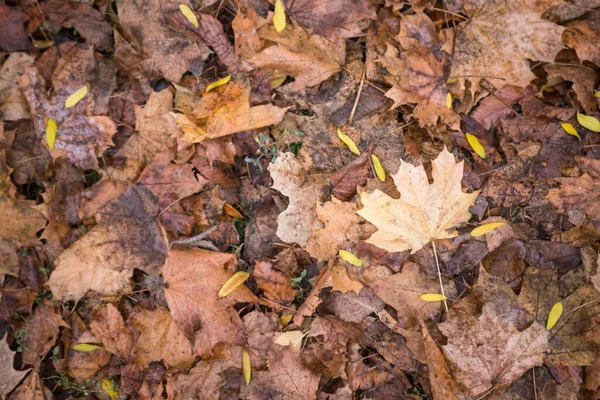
(338, 250), (363, 267)
(179, 4), (199, 28)
(371, 155), (386, 181)
(64, 85), (88, 108)
(72, 343), (102, 352)
(242, 350), (251, 385)
(546, 302), (563, 330)
(337, 128), (360, 155)
(420, 293), (448, 302)
(218, 271), (250, 297)
(279, 313), (293, 327)
(446, 92), (452, 109)
(577, 112), (600, 132)
(205, 75), (231, 93)
(101, 379), (119, 400)
(274, 0), (286, 32)
(561, 122), (581, 141)
(594, 91), (600, 98)
(465, 133), (486, 159)
(46, 118), (57, 149)
(470, 222), (506, 237)
(446, 77), (458, 84)
(271, 76), (286, 89)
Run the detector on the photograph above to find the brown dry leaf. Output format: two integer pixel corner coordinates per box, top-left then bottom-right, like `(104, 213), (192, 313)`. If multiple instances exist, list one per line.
(0, 6), (32, 52)
(166, 360), (227, 400)
(8, 371), (51, 400)
(241, 347), (319, 400)
(439, 302), (549, 398)
(232, 6), (267, 61)
(323, 287), (384, 323)
(163, 248), (258, 356)
(175, 81), (288, 143)
(254, 260), (299, 305)
(544, 63), (598, 115)
(470, 86), (534, 130)
(20, 304), (69, 367)
(251, 23), (344, 91)
(563, 13), (600, 67)
(47, 186), (168, 301)
(369, 262), (455, 328)
(422, 324), (458, 400)
(0, 53), (34, 121)
(64, 319), (112, 382)
(18, 67), (116, 170)
(3, 120), (52, 185)
(548, 173), (600, 222)
(331, 262), (364, 294)
(358, 147), (479, 253)
(89, 303), (136, 363)
(130, 306), (194, 371)
(306, 198), (374, 261)
(450, 0), (564, 91)
(116, 0), (211, 82)
(294, 266), (333, 327)
(268, 152), (329, 246)
(0, 333), (30, 398)
(329, 151), (371, 201)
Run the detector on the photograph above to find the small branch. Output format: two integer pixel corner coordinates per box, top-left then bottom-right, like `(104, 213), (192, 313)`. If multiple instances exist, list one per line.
(431, 240), (449, 312)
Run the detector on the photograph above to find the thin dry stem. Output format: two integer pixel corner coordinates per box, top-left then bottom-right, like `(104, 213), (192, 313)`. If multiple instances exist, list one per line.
(431, 240), (449, 312)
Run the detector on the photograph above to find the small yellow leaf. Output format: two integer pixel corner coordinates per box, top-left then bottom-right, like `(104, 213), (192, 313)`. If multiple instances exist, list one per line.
(64, 85), (88, 108)
(46, 119), (57, 149)
(205, 75), (231, 93)
(546, 302), (563, 330)
(101, 379), (119, 400)
(242, 350), (251, 385)
(179, 4), (199, 28)
(271, 76), (286, 89)
(446, 92), (452, 109)
(446, 77), (458, 84)
(337, 128), (360, 155)
(561, 122), (581, 141)
(371, 155), (386, 181)
(420, 293), (448, 302)
(465, 133), (487, 159)
(594, 91), (600, 98)
(577, 112), (600, 132)
(338, 250), (363, 267)
(223, 203), (243, 219)
(72, 343), (103, 352)
(218, 271), (250, 297)
(279, 313), (293, 327)
(274, 0), (286, 32)
(470, 222), (506, 237)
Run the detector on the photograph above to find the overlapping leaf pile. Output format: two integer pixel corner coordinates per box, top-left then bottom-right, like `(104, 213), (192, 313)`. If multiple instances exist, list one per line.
(1, 0), (600, 398)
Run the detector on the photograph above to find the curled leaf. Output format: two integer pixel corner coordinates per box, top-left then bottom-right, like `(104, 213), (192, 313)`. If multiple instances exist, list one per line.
(64, 85), (88, 108)
(72, 343), (103, 352)
(337, 128), (360, 155)
(205, 75), (231, 93)
(46, 118), (57, 149)
(470, 222), (506, 237)
(561, 122), (581, 141)
(420, 293), (448, 302)
(577, 112), (600, 132)
(546, 302), (563, 330)
(274, 0), (286, 32)
(179, 4), (199, 28)
(371, 155), (386, 181)
(338, 250), (363, 267)
(101, 379), (119, 400)
(446, 92), (452, 109)
(242, 350), (251, 385)
(218, 271), (250, 298)
(465, 133), (486, 159)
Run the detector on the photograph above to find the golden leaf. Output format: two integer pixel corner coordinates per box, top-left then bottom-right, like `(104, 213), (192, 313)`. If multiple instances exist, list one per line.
(205, 75), (231, 93)
(446, 93), (453, 109)
(546, 302), (563, 330)
(465, 133), (486, 159)
(338, 250), (363, 266)
(371, 155), (386, 181)
(64, 85), (88, 108)
(218, 271), (250, 298)
(274, 0), (286, 32)
(46, 118), (57, 149)
(561, 122), (581, 141)
(337, 128), (360, 155)
(470, 222), (506, 237)
(72, 343), (103, 352)
(179, 4), (199, 28)
(242, 350), (251, 385)
(577, 112), (600, 132)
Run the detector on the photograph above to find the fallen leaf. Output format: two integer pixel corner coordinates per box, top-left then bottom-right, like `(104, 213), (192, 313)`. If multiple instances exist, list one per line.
(371, 155), (386, 181)
(465, 133), (487, 159)
(329, 151), (371, 201)
(20, 304), (69, 367)
(420, 293), (447, 302)
(89, 303), (135, 363)
(242, 350), (251, 385)
(0, 52), (34, 121)
(218, 271), (251, 298)
(0, 6), (32, 52)
(45, 119), (56, 149)
(548, 173), (600, 223)
(101, 379), (119, 400)
(358, 147), (479, 253)
(561, 122), (581, 141)
(179, 4), (199, 28)
(274, 331), (305, 351)
(8, 371), (50, 400)
(577, 112), (600, 132)
(470, 86), (534, 130)
(546, 302), (563, 330)
(338, 250), (363, 266)
(0, 333), (30, 398)
(563, 14), (600, 67)
(274, 0), (286, 32)
(205, 76), (231, 93)
(422, 324), (458, 400)
(471, 222), (507, 237)
(72, 343), (103, 352)
(336, 128), (360, 155)
(254, 261), (298, 305)
(64, 85), (88, 108)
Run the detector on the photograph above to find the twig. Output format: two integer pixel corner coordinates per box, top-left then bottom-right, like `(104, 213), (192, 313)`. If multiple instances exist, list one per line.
(348, 71), (366, 125)
(431, 240), (449, 312)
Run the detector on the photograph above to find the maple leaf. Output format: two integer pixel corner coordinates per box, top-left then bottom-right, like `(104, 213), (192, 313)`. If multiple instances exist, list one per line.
(357, 147), (479, 253)
(439, 302), (549, 397)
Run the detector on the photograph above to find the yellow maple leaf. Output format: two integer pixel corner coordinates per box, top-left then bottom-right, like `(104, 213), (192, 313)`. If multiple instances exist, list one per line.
(357, 147), (479, 254)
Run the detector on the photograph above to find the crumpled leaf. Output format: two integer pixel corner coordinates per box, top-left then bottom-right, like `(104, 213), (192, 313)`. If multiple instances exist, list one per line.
(358, 147), (479, 253)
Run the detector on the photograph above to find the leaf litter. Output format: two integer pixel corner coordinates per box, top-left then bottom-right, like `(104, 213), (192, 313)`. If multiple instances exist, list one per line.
(0, 0), (600, 398)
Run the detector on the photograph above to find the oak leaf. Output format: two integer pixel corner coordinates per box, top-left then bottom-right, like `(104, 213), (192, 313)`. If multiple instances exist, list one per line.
(357, 147), (479, 253)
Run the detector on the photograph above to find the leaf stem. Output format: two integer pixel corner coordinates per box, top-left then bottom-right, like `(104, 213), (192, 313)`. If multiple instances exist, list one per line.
(431, 240), (448, 312)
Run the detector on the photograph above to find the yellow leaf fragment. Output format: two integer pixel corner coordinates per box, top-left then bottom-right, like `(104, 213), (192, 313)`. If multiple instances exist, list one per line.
(218, 271), (250, 297)
(420, 293), (448, 302)
(337, 128), (360, 155)
(465, 133), (486, 159)
(470, 222), (506, 237)
(72, 343), (103, 352)
(46, 118), (57, 149)
(274, 0), (286, 32)
(64, 85), (88, 108)
(546, 302), (563, 330)
(179, 4), (199, 28)
(223, 203), (243, 219)
(205, 75), (231, 93)
(101, 379), (119, 400)
(577, 112), (600, 132)
(242, 350), (251, 385)
(561, 122), (581, 141)
(271, 76), (286, 89)
(446, 77), (458, 84)
(338, 250), (363, 267)
(279, 313), (293, 327)
(371, 155), (386, 181)
(446, 92), (452, 109)
(594, 91), (600, 98)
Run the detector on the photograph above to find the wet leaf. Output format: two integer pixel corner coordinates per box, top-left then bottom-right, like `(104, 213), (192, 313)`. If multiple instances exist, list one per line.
(420, 293), (448, 302)
(218, 271), (251, 298)
(205, 75), (231, 93)
(336, 128), (360, 154)
(546, 302), (563, 330)
(179, 4), (198, 28)
(338, 250), (363, 266)
(371, 155), (386, 181)
(471, 222), (506, 237)
(64, 85), (88, 108)
(577, 112), (600, 132)
(465, 133), (487, 159)
(561, 122), (581, 141)
(242, 350), (251, 385)
(274, 0), (286, 32)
